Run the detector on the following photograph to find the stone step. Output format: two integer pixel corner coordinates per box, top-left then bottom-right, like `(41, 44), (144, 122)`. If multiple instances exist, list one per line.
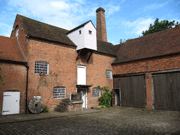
(56, 104), (66, 109)
(62, 98), (70, 101)
(55, 107), (67, 112)
(59, 102), (69, 106)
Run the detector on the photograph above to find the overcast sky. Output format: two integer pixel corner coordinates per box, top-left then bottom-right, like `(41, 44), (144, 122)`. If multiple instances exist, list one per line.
(0, 0), (180, 45)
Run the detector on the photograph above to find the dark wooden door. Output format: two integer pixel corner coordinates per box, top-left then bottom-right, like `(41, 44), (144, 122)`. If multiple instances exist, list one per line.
(153, 72), (180, 111)
(119, 75), (146, 108)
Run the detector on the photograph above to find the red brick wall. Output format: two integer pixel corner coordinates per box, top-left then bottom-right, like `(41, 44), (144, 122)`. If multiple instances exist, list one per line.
(112, 54), (180, 109)
(0, 62), (27, 115)
(112, 54), (180, 75)
(77, 52), (114, 108)
(145, 73), (153, 109)
(10, 16), (29, 59)
(27, 39), (77, 110)
(27, 39), (114, 110)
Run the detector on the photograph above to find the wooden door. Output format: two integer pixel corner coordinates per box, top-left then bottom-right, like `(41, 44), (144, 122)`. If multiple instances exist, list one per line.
(77, 66), (86, 85)
(153, 72), (180, 111)
(2, 92), (20, 115)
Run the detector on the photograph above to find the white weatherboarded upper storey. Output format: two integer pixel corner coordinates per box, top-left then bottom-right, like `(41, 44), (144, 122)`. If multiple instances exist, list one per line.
(67, 21), (97, 50)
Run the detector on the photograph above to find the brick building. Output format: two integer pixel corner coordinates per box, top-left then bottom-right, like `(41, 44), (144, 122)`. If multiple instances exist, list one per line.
(0, 7), (180, 115)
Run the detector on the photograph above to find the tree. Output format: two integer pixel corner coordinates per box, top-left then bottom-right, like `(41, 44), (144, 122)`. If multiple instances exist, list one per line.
(142, 18), (180, 36)
(119, 39), (126, 44)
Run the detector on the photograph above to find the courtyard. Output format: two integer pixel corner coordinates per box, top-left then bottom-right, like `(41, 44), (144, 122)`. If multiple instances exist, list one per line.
(0, 106), (180, 135)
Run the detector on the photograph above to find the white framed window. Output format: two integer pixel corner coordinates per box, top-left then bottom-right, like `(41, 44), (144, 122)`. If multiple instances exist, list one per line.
(53, 87), (66, 99)
(89, 30), (92, 35)
(16, 27), (19, 37)
(106, 70), (112, 79)
(35, 61), (49, 74)
(92, 87), (100, 97)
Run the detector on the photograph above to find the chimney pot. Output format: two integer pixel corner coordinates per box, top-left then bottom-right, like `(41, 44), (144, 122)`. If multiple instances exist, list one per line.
(96, 7), (105, 12)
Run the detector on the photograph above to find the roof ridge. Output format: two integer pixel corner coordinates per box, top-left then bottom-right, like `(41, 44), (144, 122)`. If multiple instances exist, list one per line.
(126, 25), (180, 42)
(17, 14), (69, 32)
(66, 20), (92, 34)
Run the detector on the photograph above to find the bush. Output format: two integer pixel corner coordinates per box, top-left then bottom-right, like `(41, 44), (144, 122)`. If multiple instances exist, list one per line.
(42, 106), (49, 112)
(98, 90), (113, 108)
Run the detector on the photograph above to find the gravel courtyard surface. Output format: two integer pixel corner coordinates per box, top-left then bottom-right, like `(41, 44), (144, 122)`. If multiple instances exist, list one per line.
(0, 106), (180, 135)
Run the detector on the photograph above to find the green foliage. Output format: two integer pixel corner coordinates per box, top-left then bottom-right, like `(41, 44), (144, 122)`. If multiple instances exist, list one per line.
(42, 106), (49, 112)
(142, 18), (180, 36)
(97, 85), (111, 95)
(91, 105), (107, 110)
(98, 86), (113, 108)
(119, 39), (126, 44)
(37, 71), (48, 89)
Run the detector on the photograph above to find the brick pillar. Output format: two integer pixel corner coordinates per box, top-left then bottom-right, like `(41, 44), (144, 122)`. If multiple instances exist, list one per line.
(96, 7), (107, 42)
(145, 73), (153, 109)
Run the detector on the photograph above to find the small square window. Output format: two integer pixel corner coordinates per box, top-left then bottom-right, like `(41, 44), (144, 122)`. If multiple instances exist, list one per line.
(35, 61), (49, 74)
(92, 87), (100, 97)
(106, 70), (112, 79)
(53, 87), (66, 99)
(89, 30), (92, 35)
(79, 30), (81, 34)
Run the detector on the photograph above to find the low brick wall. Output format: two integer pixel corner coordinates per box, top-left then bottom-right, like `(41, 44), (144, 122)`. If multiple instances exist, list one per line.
(67, 102), (83, 112)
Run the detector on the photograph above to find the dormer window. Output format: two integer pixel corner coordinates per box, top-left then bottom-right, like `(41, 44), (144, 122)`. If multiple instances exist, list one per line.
(79, 30), (81, 34)
(89, 30), (92, 35)
(16, 27), (19, 38)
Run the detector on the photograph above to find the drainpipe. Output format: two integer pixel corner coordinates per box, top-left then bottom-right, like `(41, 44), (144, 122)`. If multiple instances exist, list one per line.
(23, 62), (29, 114)
(16, 37), (29, 114)
(25, 63), (29, 114)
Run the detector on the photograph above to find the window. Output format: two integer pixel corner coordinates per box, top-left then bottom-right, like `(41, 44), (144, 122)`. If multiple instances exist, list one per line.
(92, 87), (100, 97)
(79, 30), (81, 34)
(89, 30), (92, 35)
(106, 70), (112, 79)
(35, 61), (49, 74)
(16, 27), (19, 37)
(53, 87), (66, 99)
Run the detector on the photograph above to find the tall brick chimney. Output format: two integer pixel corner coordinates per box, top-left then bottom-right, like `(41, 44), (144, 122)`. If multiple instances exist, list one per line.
(96, 7), (107, 42)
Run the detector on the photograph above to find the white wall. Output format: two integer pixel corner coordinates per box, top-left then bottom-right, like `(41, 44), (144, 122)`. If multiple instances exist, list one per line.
(67, 21), (97, 51)
(84, 22), (97, 50)
(67, 27), (85, 50)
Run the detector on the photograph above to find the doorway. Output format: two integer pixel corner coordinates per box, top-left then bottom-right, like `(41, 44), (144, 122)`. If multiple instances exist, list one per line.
(77, 88), (87, 108)
(2, 92), (20, 115)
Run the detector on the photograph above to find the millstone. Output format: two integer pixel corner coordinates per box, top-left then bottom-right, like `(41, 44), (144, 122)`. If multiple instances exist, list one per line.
(28, 97), (44, 114)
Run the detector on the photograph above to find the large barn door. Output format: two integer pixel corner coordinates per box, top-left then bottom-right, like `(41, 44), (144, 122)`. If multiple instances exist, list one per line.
(2, 92), (20, 115)
(153, 72), (180, 111)
(118, 75), (146, 108)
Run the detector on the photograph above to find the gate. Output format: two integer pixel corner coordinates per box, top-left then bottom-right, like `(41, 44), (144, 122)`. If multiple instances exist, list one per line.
(153, 72), (180, 111)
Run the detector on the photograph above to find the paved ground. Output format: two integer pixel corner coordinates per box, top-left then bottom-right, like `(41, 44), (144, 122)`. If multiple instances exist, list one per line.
(0, 106), (180, 135)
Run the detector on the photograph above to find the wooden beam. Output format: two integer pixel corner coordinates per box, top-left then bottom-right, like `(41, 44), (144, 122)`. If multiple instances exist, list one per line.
(76, 50), (81, 61)
(87, 51), (93, 62)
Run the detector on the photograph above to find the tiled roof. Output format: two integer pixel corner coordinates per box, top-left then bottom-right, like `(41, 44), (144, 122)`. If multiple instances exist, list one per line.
(16, 14), (116, 57)
(17, 14), (76, 47)
(113, 26), (180, 64)
(97, 40), (116, 57)
(0, 36), (26, 63)
(66, 20), (93, 34)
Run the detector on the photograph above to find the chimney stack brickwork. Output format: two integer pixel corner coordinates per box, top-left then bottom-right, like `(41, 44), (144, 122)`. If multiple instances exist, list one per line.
(96, 7), (107, 42)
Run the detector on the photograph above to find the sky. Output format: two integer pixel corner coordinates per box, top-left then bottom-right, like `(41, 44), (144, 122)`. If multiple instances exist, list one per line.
(0, 0), (180, 45)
